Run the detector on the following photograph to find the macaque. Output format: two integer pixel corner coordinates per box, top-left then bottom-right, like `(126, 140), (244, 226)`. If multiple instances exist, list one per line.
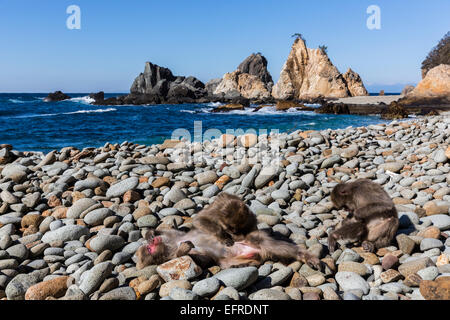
(192, 192), (257, 246)
(135, 228), (321, 270)
(328, 178), (399, 253)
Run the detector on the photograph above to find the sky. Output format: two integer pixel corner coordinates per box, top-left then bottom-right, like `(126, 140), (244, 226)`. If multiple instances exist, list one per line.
(0, 0), (448, 93)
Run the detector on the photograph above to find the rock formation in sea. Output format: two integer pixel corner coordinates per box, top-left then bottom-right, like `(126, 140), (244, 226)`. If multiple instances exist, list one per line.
(44, 91), (71, 102)
(130, 62), (207, 103)
(213, 53), (274, 101)
(92, 62), (209, 105)
(271, 37), (368, 100)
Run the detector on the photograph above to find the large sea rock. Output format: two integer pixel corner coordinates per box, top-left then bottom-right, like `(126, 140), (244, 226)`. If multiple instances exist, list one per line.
(213, 53), (274, 101)
(43, 91), (71, 102)
(271, 37), (367, 100)
(130, 62), (207, 103)
(95, 62), (207, 105)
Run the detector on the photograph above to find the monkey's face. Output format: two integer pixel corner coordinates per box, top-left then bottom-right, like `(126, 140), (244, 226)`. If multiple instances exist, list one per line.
(331, 183), (352, 211)
(135, 234), (166, 269)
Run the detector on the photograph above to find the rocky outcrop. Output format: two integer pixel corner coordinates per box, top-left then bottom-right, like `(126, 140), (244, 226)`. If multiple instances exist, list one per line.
(44, 91), (71, 102)
(211, 103), (245, 113)
(315, 102), (350, 115)
(129, 62), (206, 103)
(398, 64), (450, 106)
(409, 64), (450, 98)
(237, 53), (273, 88)
(381, 101), (409, 120)
(213, 53), (274, 101)
(89, 91), (105, 103)
(93, 62), (209, 105)
(343, 68), (369, 97)
(205, 78), (222, 96)
(272, 38), (367, 100)
(275, 100), (314, 111)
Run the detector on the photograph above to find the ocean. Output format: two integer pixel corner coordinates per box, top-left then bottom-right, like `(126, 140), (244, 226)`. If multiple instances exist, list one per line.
(0, 93), (391, 153)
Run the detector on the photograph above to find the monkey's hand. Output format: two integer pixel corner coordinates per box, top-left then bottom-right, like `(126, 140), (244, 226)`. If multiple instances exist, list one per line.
(362, 241), (375, 253)
(176, 241), (195, 257)
(223, 237), (235, 247)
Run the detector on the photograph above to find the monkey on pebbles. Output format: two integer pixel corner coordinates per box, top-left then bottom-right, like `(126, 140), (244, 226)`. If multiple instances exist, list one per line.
(192, 192), (258, 246)
(327, 178), (399, 253)
(135, 228), (322, 270)
(135, 193), (321, 270)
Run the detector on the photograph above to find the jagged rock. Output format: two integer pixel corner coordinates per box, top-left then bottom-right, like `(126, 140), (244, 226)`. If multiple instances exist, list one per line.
(89, 91), (105, 104)
(205, 78), (222, 96)
(44, 91), (71, 102)
(214, 53), (273, 101)
(342, 68), (369, 96)
(237, 53), (274, 89)
(125, 62), (206, 104)
(272, 37), (365, 100)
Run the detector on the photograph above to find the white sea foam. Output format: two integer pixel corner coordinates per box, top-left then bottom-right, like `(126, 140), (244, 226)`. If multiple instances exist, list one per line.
(65, 108), (117, 115)
(197, 106), (319, 116)
(8, 99), (26, 104)
(10, 108), (117, 119)
(206, 102), (223, 107)
(70, 96), (95, 104)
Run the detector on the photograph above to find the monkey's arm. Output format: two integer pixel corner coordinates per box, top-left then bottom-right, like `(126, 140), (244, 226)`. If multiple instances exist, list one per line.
(353, 203), (396, 220)
(328, 220), (367, 253)
(193, 216), (234, 246)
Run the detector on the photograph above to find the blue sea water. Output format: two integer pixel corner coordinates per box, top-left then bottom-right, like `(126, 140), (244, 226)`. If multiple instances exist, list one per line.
(0, 93), (391, 153)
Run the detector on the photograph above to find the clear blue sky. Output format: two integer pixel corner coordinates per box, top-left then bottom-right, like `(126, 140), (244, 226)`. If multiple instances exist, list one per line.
(0, 0), (448, 93)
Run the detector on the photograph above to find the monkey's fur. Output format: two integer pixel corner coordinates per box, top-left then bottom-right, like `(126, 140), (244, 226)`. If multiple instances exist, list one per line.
(135, 228), (321, 270)
(328, 178), (399, 253)
(192, 192), (258, 246)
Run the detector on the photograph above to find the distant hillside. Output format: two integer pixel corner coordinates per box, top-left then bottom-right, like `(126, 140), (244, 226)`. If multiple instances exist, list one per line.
(421, 32), (450, 78)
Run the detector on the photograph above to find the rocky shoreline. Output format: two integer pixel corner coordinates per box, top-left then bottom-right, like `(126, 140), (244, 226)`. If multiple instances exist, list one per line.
(0, 113), (449, 300)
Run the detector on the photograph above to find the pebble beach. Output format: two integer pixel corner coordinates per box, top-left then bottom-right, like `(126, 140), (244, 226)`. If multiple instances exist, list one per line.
(0, 114), (449, 301)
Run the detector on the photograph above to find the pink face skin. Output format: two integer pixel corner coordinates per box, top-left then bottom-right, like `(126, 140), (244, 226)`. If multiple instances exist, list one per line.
(146, 236), (162, 254)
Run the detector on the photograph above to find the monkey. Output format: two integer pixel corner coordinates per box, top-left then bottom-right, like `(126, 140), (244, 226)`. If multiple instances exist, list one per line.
(192, 192), (258, 246)
(135, 228), (322, 271)
(327, 178), (399, 253)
